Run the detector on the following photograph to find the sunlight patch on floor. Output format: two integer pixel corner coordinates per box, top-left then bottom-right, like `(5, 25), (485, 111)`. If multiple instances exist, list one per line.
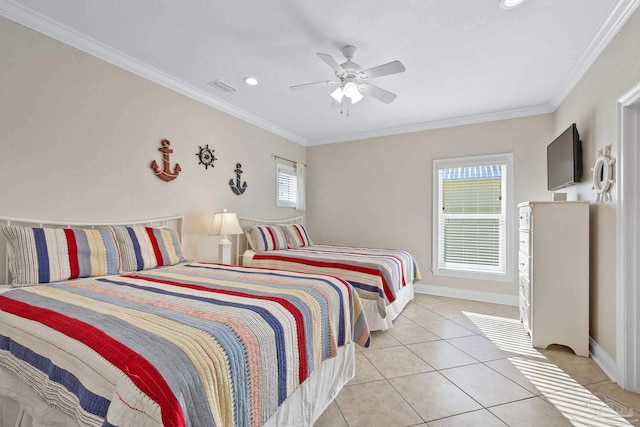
(464, 311), (634, 426)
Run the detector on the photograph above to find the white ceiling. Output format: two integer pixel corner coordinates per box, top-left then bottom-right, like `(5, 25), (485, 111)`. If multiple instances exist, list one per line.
(1, 0), (638, 146)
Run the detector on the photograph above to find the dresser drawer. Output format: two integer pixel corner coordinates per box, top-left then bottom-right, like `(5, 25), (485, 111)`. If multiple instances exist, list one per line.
(518, 205), (531, 230)
(519, 291), (531, 334)
(518, 251), (530, 279)
(519, 231), (530, 255)
(519, 273), (530, 303)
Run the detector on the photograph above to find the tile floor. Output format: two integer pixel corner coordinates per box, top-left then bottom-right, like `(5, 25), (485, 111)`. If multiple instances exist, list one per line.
(314, 294), (640, 427)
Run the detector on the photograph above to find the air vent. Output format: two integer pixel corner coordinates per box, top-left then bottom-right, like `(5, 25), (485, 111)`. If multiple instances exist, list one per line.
(207, 79), (236, 93)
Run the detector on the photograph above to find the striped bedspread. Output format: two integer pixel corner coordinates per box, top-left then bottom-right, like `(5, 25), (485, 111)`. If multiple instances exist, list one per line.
(0, 263), (370, 427)
(247, 245), (421, 318)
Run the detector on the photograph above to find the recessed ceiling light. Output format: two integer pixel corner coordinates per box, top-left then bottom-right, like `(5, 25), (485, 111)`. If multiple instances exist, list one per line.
(499, 0), (526, 9)
(243, 77), (258, 86)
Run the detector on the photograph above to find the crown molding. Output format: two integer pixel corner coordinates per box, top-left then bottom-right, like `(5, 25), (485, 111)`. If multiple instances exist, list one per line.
(0, 0), (308, 146)
(548, 0), (640, 109)
(307, 104), (554, 146)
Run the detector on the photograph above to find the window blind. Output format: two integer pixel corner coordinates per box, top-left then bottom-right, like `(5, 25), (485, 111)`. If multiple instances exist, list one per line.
(436, 163), (507, 275)
(276, 162), (297, 207)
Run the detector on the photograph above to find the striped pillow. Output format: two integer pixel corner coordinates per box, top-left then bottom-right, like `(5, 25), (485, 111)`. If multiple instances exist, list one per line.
(279, 223), (313, 248)
(112, 226), (185, 272)
(0, 226), (120, 286)
(249, 225), (288, 251)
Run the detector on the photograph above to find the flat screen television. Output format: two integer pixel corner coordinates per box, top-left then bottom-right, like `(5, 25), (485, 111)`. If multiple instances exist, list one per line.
(547, 123), (582, 191)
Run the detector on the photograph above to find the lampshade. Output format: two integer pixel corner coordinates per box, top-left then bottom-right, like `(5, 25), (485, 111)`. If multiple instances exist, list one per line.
(209, 209), (244, 236)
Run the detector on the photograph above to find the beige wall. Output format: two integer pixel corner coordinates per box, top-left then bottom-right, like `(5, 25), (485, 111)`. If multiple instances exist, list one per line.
(307, 114), (553, 299)
(0, 16), (305, 265)
(553, 7), (640, 358)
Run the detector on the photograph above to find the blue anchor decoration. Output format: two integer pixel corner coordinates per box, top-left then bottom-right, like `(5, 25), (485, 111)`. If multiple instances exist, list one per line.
(229, 163), (248, 195)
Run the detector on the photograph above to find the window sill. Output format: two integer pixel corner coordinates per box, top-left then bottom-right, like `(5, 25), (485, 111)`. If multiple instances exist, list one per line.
(432, 267), (513, 283)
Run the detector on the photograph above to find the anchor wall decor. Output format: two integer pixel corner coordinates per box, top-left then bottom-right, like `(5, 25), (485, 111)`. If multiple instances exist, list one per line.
(151, 139), (181, 182)
(229, 163), (248, 195)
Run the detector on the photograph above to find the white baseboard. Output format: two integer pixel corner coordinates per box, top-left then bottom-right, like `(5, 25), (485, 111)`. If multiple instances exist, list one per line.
(589, 336), (618, 383)
(414, 283), (519, 306)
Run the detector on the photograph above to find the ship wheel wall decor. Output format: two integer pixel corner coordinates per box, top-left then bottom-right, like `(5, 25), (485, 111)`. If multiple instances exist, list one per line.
(592, 144), (616, 203)
(196, 144), (217, 169)
(229, 163), (248, 195)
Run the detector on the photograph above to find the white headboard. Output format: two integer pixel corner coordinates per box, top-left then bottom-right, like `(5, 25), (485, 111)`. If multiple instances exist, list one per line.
(0, 215), (184, 286)
(236, 216), (303, 264)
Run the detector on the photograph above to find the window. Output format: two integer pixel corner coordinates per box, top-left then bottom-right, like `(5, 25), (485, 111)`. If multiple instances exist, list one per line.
(432, 153), (514, 281)
(276, 161), (297, 207)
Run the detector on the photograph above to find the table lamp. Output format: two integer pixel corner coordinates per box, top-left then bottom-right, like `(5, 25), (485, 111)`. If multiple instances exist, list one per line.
(209, 209), (244, 264)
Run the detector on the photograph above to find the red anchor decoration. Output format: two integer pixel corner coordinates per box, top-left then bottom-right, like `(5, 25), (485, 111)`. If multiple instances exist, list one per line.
(150, 139), (182, 182)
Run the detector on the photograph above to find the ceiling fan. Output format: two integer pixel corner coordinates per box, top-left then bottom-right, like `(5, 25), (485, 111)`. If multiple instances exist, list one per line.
(290, 45), (405, 112)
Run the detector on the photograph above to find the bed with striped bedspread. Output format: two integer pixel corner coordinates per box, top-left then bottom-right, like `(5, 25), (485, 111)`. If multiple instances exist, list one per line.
(245, 245), (421, 318)
(0, 262), (370, 427)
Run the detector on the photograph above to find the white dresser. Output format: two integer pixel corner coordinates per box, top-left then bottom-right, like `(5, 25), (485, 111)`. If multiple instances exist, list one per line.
(518, 201), (589, 357)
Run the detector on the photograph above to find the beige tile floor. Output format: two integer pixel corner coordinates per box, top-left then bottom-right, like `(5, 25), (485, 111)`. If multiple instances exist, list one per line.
(314, 294), (640, 427)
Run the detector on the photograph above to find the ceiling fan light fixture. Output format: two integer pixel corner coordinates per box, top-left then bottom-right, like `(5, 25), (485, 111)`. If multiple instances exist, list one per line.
(499, 0), (526, 9)
(342, 79), (363, 103)
(343, 80), (358, 97)
(349, 87), (363, 104)
(331, 87), (344, 103)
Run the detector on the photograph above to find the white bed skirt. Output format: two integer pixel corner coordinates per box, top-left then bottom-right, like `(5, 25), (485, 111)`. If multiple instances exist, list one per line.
(362, 282), (415, 331)
(0, 343), (355, 427)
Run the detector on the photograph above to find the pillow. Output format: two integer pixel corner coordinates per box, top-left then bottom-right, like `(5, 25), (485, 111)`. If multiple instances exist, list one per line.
(243, 226), (258, 251)
(111, 226), (186, 272)
(249, 225), (288, 251)
(0, 226), (120, 286)
(279, 223), (313, 248)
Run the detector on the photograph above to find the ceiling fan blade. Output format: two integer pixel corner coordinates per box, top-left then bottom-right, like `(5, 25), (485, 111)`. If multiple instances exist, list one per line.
(361, 60), (406, 79)
(359, 83), (397, 104)
(290, 80), (339, 91)
(317, 53), (345, 75)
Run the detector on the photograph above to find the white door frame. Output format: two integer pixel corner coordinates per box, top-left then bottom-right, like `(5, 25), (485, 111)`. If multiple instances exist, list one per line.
(616, 83), (640, 392)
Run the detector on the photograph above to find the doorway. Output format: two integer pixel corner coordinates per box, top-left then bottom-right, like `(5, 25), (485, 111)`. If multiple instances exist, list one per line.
(616, 84), (640, 392)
